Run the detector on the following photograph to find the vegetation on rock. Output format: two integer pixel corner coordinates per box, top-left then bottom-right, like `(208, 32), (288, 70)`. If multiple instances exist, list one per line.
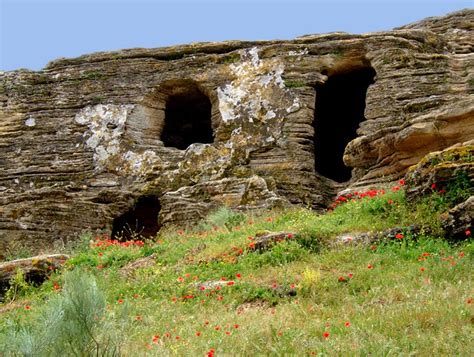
(0, 181), (472, 355)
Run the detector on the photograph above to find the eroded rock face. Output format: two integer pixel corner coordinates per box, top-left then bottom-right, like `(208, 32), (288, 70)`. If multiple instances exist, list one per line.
(0, 10), (473, 253)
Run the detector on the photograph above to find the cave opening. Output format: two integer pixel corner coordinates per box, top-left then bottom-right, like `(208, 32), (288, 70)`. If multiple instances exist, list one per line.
(161, 83), (213, 150)
(313, 66), (376, 182)
(111, 196), (161, 240)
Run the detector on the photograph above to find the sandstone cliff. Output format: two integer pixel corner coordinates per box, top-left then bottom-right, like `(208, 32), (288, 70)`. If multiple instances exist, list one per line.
(0, 10), (472, 253)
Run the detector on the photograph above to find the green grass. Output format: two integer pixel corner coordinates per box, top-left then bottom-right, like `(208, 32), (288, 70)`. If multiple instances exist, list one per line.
(0, 187), (472, 356)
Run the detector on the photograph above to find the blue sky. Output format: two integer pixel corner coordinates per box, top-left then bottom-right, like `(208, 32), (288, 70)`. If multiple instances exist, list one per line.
(1, 0), (471, 71)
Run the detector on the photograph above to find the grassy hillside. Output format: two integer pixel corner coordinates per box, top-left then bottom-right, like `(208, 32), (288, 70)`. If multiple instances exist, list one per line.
(0, 185), (473, 356)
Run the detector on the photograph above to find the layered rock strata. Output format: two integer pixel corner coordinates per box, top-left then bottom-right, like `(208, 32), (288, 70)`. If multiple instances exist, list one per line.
(0, 10), (472, 252)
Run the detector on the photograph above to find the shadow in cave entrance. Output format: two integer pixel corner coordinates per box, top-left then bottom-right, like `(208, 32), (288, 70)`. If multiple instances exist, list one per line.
(111, 196), (161, 240)
(161, 82), (214, 150)
(314, 66), (376, 183)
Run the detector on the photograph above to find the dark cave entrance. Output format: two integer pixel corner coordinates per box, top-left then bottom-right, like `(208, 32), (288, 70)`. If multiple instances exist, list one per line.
(313, 67), (376, 182)
(111, 196), (161, 240)
(161, 83), (214, 150)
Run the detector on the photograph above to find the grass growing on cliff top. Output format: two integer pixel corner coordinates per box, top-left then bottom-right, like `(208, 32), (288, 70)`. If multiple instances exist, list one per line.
(0, 186), (473, 356)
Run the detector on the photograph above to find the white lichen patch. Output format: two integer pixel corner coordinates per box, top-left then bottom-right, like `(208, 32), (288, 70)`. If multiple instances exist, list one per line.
(217, 47), (299, 124)
(288, 48), (309, 58)
(75, 104), (158, 176)
(25, 117), (36, 127)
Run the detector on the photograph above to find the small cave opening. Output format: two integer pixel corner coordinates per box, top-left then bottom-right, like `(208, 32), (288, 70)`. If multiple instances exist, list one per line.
(313, 66), (376, 183)
(161, 83), (214, 150)
(111, 196), (161, 240)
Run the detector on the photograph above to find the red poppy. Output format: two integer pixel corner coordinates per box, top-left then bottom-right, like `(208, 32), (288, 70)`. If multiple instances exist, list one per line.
(399, 179), (405, 185)
(338, 276), (347, 282)
(227, 281), (235, 286)
(236, 273), (242, 279)
(465, 230), (471, 237)
(323, 331), (330, 339)
(287, 233), (294, 239)
(196, 331), (201, 336)
(117, 299), (124, 304)
(420, 267), (425, 272)
(152, 335), (160, 343)
(348, 273), (354, 278)
(204, 320), (210, 325)
(53, 282), (61, 291)
(290, 283), (296, 289)
(431, 183), (437, 189)
(395, 233), (404, 239)
(177, 277), (184, 282)
(217, 296), (223, 301)
(207, 348), (215, 357)
(248, 242), (256, 249)
(225, 331), (231, 335)
(234, 324), (239, 329)
(367, 264), (374, 269)
(344, 321), (351, 327)
(467, 298), (472, 304)
(214, 326), (220, 331)
(135, 315), (142, 321)
(25, 305), (31, 310)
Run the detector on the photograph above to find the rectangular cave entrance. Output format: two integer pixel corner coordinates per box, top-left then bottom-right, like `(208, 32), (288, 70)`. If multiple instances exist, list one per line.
(111, 195), (161, 240)
(160, 81), (214, 150)
(313, 66), (376, 183)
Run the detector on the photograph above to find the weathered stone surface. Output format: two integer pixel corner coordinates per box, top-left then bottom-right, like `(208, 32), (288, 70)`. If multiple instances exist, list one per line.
(0, 254), (69, 295)
(251, 231), (296, 252)
(440, 196), (473, 239)
(0, 10), (473, 253)
(404, 143), (474, 202)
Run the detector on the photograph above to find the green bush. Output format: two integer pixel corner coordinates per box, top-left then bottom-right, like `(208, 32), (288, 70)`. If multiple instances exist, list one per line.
(2, 270), (120, 356)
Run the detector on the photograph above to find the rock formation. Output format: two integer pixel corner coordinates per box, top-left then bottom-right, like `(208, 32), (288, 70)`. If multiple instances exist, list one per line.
(0, 10), (472, 253)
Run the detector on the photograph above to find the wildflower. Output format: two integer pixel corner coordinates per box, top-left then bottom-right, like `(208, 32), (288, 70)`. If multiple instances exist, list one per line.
(227, 281), (235, 286)
(225, 331), (231, 335)
(234, 324), (239, 329)
(467, 298), (472, 304)
(185, 273), (191, 278)
(236, 273), (242, 279)
(175, 336), (180, 340)
(420, 267), (425, 272)
(367, 264), (374, 269)
(177, 276), (184, 282)
(207, 348), (215, 357)
(271, 283), (278, 289)
(465, 230), (471, 237)
(25, 305), (31, 310)
(290, 283), (296, 289)
(395, 233), (404, 239)
(348, 273), (354, 278)
(458, 252), (465, 258)
(98, 252), (103, 257)
(204, 320), (210, 325)
(287, 233), (294, 239)
(214, 326), (220, 331)
(133, 293), (139, 298)
(171, 297), (177, 303)
(391, 185), (400, 192)
(344, 321), (351, 327)
(399, 179), (405, 185)
(431, 183), (437, 189)
(422, 252), (430, 257)
(135, 315), (142, 321)
(323, 331), (330, 339)
(152, 335), (160, 343)
(97, 264), (104, 270)
(199, 286), (206, 291)
(266, 217), (273, 222)
(196, 331), (201, 336)
(221, 277), (227, 281)
(53, 282), (61, 291)
(117, 299), (124, 304)
(217, 295), (223, 301)
(370, 245), (377, 251)
(338, 276), (347, 282)
(164, 332), (171, 338)
(248, 242), (256, 249)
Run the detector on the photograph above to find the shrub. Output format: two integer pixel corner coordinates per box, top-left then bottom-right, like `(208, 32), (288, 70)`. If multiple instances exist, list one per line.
(2, 270), (120, 356)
